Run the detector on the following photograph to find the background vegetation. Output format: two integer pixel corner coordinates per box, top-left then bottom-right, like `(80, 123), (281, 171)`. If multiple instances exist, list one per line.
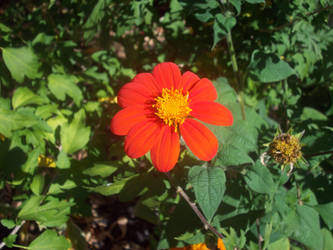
(0, 0), (333, 249)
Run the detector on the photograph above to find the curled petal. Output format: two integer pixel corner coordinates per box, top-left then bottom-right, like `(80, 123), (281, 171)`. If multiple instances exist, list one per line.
(125, 120), (161, 158)
(190, 101), (233, 126)
(110, 106), (150, 136)
(180, 71), (200, 93)
(117, 82), (152, 108)
(153, 62), (181, 89)
(189, 78), (217, 102)
(180, 119), (218, 161)
(150, 126), (180, 172)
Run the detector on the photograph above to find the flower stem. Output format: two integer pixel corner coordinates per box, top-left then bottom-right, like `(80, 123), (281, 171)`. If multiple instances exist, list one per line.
(226, 30), (246, 120)
(0, 221), (25, 250)
(165, 173), (224, 239)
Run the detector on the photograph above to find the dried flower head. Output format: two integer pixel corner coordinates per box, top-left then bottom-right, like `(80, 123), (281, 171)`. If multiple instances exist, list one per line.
(268, 132), (302, 165)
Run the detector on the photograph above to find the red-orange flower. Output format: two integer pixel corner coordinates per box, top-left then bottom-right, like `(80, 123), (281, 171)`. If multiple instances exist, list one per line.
(111, 62), (233, 172)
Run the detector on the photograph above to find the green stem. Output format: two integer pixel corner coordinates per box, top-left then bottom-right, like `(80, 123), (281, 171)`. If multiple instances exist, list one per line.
(226, 30), (246, 120)
(12, 244), (29, 249)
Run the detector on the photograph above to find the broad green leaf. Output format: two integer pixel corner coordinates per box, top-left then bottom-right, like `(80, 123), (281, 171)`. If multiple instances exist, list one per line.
(1, 219), (15, 229)
(30, 174), (45, 195)
(313, 202), (333, 230)
(245, 0), (265, 3)
(48, 73), (82, 106)
(89, 175), (138, 196)
(213, 14), (236, 48)
(300, 107), (327, 121)
(83, 162), (118, 177)
(244, 161), (276, 194)
(268, 237), (290, 250)
(60, 109), (90, 154)
(12, 87), (45, 109)
(322, 228), (333, 250)
(249, 51), (295, 82)
(0, 107), (15, 137)
(291, 205), (323, 250)
(188, 166), (226, 222)
(2, 46), (41, 83)
(48, 179), (76, 195)
(28, 230), (71, 250)
(22, 148), (40, 174)
(18, 195), (73, 227)
(3, 234), (17, 248)
(56, 151), (70, 169)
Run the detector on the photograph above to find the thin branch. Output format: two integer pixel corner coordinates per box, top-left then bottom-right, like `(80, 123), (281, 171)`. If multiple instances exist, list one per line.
(165, 173), (224, 240)
(0, 221), (25, 249)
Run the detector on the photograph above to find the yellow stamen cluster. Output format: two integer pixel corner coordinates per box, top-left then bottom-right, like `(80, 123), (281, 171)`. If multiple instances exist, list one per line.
(268, 133), (302, 165)
(153, 88), (191, 131)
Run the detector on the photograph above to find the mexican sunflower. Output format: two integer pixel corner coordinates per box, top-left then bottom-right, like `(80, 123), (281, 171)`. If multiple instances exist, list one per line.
(110, 62), (233, 172)
(170, 238), (226, 250)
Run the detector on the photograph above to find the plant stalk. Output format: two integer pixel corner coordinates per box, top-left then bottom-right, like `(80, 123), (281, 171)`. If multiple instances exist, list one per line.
(226, 31), (246, 120)
(165, 174), (224, 240)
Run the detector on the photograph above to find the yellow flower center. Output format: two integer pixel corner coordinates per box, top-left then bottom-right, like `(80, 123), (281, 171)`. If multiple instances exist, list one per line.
(153, 88), (192, 131)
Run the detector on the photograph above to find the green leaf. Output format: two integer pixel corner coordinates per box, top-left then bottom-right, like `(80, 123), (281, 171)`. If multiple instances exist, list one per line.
(28, 230), (71, 250)
(18, 195), (73, 227)
(30, 174), (45, 195)
(268, 237), (290, 250)
(300, 107), (327, 121)
(1, 219), (16, 229)
(83, 162), (118, 177)
(213, 14), (236, 48)
(244, 161), (276, 194)
(22, 148), (40, 174)
(245, 0), (265, 3)
(12, 87), (45, 109)
(0, 107), (15, 137)
(313, 202), (333, 230)
(3, 234), (17, 248)
(188, 166), (226, 222)
(60, 109), (90, 154)
(322, 228), (333, 250)
(291, 205), (323, 250)
(48, 73), (83, 106)
(249, 51), (295, 82)
(66, 220), (88, 250)
(1, 46), (41, 83)
(56, 151), (70, 169)
(89, 175), (138, 196)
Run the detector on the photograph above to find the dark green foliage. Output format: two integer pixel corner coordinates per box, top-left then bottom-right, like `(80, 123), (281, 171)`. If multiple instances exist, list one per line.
(0, 0), (332, 249)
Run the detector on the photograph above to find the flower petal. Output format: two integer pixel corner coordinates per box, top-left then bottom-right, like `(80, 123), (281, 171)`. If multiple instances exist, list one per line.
(132, 72), (161, 94)
(189, 78), (217, 102)
(190, 101), (233, 126)
(180, 119), (218, 161)
(180, 71), (200, 93)
(150, 126), (180, 172)
(117, 82), (152, 108)
(125, 120), (161, 158)
(111, 106), (151, 136)
(153, 62), (181, 89)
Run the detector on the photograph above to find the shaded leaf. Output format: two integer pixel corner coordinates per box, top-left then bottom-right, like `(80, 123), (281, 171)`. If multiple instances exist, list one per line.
(60, 109), (90, 154)
(249, 50), (295, 82)
(12, 87), (45, 109)
(2, 46), (41, 83)
(188, 166), (226, 222)
(48, 73), (82, 106)
(28, 230), (71, 250)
